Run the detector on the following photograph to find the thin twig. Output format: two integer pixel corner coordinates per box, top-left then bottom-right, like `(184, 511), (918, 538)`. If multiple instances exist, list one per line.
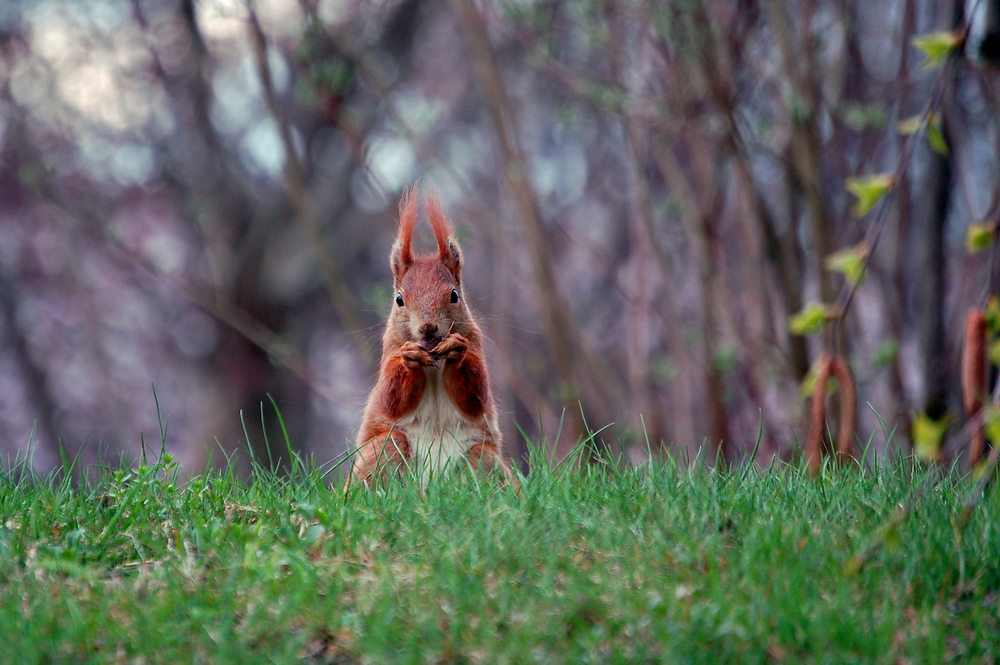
(828, 23), (970, 349)
(245, 2), (372, 365)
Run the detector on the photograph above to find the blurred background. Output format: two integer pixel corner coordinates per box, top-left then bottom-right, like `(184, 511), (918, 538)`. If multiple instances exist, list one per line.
(0, 0), (997, 475)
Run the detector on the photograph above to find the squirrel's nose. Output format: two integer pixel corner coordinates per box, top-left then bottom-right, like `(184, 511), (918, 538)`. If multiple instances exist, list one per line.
(418, 323), (439, 338)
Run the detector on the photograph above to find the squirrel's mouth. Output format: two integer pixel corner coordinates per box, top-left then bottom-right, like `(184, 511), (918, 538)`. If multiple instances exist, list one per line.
(418, 336), (443, 352)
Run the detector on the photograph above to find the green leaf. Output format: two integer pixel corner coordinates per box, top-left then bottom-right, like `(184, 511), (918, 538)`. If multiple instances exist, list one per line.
(799, 361), (819, 399)
(789, 302), (831, 337)
(799, 357), (838, 399)
(846, 173), (894, 218)
(872, 339), (899, 367)
(966, 222), (997, 253)
(897, 115), (924, 136)
(984, 296), (1000, 335)
(927, 118), (949, 155)
(898, 113), (948, 155)
(912, 412), (950, 462)
(913, 31), (963, 69)
(825, 243), (869, 287)
(842, 103), (887, 131)
(985, 407), (1000, 446)
(989, 339), (1000, 367)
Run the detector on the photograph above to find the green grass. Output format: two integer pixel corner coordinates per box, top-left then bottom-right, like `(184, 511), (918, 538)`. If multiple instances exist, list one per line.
(0, 449), (998, 664)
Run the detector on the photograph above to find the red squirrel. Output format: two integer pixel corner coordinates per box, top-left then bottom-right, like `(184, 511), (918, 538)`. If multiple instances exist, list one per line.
(347, 185), (515, 488)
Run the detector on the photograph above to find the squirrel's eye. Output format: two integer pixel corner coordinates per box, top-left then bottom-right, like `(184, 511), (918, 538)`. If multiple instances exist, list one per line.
(450, 289), (459, 304)
(395, 293), (404, 307)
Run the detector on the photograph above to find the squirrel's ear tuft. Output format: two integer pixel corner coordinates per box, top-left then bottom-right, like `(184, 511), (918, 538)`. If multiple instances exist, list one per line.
(425, 187), (463, 282)
(391, 185), (418, 282)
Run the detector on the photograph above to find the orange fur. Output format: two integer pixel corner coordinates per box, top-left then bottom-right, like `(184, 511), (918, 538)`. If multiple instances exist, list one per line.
(391, 186), (418, 282)
(347, 185), (514, 489)
(466, 441), (517, 487)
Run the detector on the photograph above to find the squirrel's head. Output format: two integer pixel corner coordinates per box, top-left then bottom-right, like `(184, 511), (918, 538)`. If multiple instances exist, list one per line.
(388, 186), (472, 348)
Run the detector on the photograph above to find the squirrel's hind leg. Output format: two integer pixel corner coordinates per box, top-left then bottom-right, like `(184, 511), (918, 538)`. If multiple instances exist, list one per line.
(464, 442), (519, 491)
(345, 429), (412, 491)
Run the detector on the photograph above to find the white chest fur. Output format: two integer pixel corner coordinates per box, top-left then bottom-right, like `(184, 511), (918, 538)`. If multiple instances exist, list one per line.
(397, 365), (479, 479)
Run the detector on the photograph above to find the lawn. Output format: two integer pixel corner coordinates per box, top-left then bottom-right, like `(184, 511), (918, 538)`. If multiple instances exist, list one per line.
(1, 447), (997, 664)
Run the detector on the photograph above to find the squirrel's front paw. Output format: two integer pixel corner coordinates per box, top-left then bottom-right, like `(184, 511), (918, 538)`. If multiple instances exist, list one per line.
(401, 341), (435, 368)
(431, 333), (468, 361)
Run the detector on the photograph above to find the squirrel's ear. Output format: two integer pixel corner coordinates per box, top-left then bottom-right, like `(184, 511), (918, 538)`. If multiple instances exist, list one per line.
(391, 186), (418, 282)
(425, 188), (463, 282)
